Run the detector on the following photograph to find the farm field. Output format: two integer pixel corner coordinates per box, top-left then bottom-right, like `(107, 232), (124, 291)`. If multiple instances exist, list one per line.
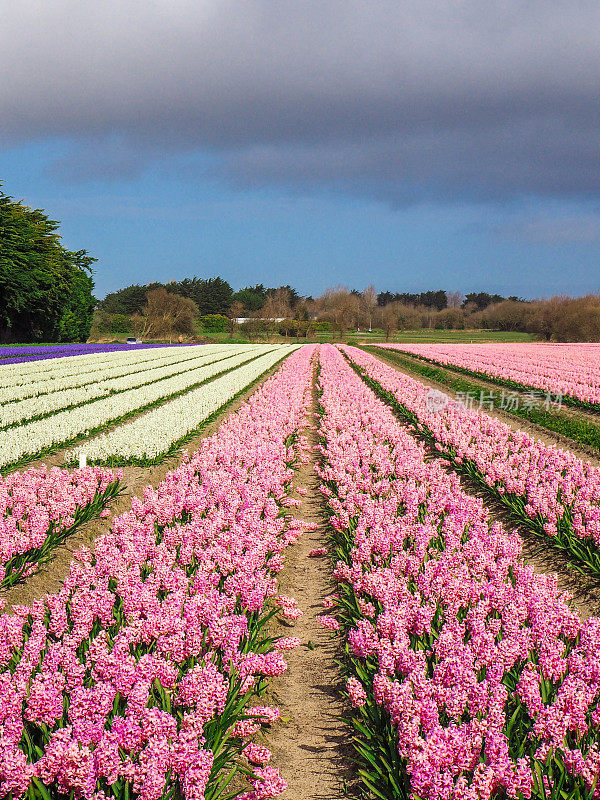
(364, 344), (600, 458)
(0, 343), (295, 471)
(380, 342), (600, 409)
(1, 342), (600, 799)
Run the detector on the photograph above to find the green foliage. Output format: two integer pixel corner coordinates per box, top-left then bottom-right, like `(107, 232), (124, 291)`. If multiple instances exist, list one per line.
(102, 277), (234, 317)
(200, 314), (229, 332)
(0, 188), (96, 342)
(110, 314), (132, 335)
(232, 284), (301, 315)
(377, 289), (448, 310)
(277, 318), (308, 337)
(232, 286), (266, 313)
(101, 283), (157, 315)
(171, 276), (233, 315)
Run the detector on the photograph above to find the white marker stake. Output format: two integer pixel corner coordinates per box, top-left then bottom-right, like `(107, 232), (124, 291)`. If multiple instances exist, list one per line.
(79, 452), (87, 469)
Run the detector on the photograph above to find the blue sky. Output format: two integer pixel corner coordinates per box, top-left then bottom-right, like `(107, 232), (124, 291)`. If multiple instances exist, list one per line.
(2, 2), (600, 300)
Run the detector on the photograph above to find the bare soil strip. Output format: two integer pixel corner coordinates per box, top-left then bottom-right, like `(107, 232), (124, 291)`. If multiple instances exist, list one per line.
(263, 366), (355, 800)
(1, 358), (286, 611)
(360, 348), (600, 620)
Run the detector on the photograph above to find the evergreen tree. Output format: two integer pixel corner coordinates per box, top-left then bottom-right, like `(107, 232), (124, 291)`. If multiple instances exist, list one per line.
(0, 188), (97, 342)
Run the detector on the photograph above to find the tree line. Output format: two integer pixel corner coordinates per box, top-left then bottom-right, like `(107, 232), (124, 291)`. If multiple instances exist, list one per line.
(2, 182), (597, 344)
(0, 188), (96, 343)
(95, 280), (600, 342)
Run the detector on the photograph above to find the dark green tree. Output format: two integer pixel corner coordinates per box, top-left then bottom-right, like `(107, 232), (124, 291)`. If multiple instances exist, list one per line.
(463, 292), (506, 310)
(232, 285), (267, 313)
(101, 283), (163, 315)
(0, 188), (96, 342)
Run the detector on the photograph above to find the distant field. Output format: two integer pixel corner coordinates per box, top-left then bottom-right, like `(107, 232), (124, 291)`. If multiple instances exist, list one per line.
(347, 328), (535, 343)
(195, 327), (536, 344)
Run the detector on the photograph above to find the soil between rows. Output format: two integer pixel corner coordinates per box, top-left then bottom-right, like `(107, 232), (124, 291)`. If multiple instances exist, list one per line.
(262, 365), (355, 799)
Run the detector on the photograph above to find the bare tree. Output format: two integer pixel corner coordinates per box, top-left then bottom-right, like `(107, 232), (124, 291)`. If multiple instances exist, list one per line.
(376, 303), (399, 341)
(360, 285), (378, 331)
(133, 288), (198, 341)
(228, 300), (244, 336)
(447, 291), (465, 309)
(315, 286), (360, 339)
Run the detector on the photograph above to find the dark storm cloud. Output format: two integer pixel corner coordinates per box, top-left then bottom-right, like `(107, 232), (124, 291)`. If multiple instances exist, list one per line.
(2, 0), (600, 202)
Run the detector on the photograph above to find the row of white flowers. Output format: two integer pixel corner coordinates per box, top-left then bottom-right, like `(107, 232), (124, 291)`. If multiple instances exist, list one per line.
(69, 347), (298, 463)
(0, 347), (277, 469)
(0, 345), (235, 399)
(0, 345), (201, 386)
(0, 347), (258, 428)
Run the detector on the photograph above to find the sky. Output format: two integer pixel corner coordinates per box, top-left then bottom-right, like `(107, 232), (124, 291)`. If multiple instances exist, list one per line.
(1, 1), (600, 300)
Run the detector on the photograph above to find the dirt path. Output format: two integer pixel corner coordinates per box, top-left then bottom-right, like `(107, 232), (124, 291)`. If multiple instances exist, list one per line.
(263, 363), (354, 799)
(2, 359), (286, 611)
(358, 347), (600, 620)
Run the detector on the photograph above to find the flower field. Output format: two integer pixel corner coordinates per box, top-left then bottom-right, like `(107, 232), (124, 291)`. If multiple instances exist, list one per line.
(0, 345), (314, 800)
(0, 343), (191, 367)
(2, 341), (600, 800)
(316, 344), (600, 800)
(343, 345), (600, 576)
(0, 466), (122, 589)
(0, 344), (292, 471)
(66, 347), (298, 465)
(379, 343), (600, 410)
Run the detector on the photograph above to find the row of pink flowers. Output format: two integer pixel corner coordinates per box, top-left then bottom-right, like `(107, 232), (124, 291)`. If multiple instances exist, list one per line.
(316, 344), (600, 800)
(343, 345), (600, 553)
(381, 342), (600, 406)
(0, 464), (121, 585)
(0, 345), (316, 800)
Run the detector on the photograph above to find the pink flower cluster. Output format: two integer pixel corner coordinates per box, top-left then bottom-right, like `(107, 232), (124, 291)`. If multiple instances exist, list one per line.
(0, 464), (121, 584)
(317, 344), (600, 800)
(344, 345), (600, 555)
(382, 342), (600, 406)
(275, 595), (303, 620)
(0, 345), (316, 800)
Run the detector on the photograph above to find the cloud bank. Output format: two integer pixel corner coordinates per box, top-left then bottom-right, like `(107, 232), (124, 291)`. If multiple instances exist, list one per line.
(2, 0), (599, 203)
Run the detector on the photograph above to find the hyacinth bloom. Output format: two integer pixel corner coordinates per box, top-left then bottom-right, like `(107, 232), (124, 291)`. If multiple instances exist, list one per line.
(0, 345), (316, 800)
(0, 464), (121, 587)
(316, 344), (600, 800)
(342, 345), (600, 572)
(0, 342), (191, 366)
(381, 342), (600, 407)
